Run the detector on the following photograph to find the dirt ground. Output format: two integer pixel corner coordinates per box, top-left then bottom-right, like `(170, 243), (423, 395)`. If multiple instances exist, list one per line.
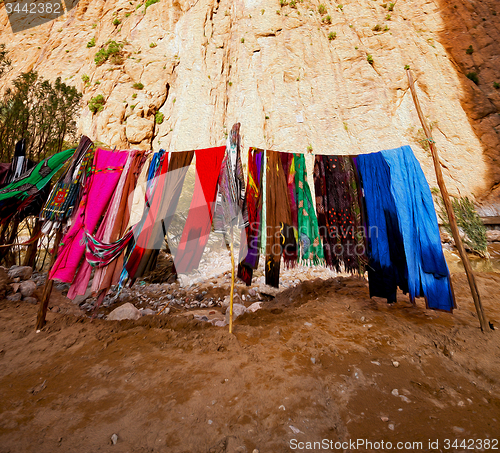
(1, 273), (500, 453)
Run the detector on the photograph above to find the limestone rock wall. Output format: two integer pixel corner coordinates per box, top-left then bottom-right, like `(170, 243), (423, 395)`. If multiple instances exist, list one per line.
(1, 0), (499, 212)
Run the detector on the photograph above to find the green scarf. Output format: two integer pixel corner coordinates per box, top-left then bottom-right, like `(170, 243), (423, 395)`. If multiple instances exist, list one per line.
(295, 153), (324, 265)
(0, 148), (75, 202)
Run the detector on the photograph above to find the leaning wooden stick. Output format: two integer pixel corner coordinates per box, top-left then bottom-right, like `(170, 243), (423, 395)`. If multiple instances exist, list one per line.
(229, 228), (235, 334)
(36, 226), (63, 331)
(406, 68), (489, 332)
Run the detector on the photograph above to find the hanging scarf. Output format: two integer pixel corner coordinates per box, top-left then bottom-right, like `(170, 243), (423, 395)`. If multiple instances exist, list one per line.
(83, 226), (137, 268)
(40, 136), (94, 224)
(380, 146), (455, 311)
(49, 148), (128, 283)
(313, 155), (367, 274)
(129, 151), (194, 281)
(265, 150), (295, 287)
(280, 152), (298, 229)
(237, 147), (264, 285)
(213, 123), (248, 237)
(295, 153), (324, 265)
(119, 150), (165, 288)
(174, 146), (226, 274)
(0, 147), (75, 202)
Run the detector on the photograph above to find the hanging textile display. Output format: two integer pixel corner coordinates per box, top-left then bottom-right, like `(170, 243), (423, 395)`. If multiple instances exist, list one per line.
(0, 147), (75, 202)
(127, 153), (154, 229)
(120, 150), (165, 287)
(128, 150), (194, 281)
(356, 151), (409, 304)
(213, 123), (248, 239)
(294, 153), (323, 265)
(49, 148), (128, 283)
(265, 150), (295, 288)
(313, 155), (367, 274)
(380, 146), (455, 312)
(66, 150), (146, 299)
(40, 136), (94, 226)
(174, 146), (226, 274)
(238, 147), (264, 285)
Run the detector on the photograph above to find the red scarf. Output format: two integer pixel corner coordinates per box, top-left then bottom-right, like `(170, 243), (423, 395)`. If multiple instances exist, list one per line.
(174, 146), (226, 273)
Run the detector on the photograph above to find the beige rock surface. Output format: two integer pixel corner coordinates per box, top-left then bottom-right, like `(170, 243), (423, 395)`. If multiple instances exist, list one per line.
(0, 0), (499, 210)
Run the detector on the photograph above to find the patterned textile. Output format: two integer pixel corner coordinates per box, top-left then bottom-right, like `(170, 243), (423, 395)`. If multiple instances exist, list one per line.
(213, 123), (248, 237)
(174, 146), (226, 274)
(83, 226), (137, 268)
(313, 155), (367, 274)
(237, 147), (264, 285)
(280, 153), (298, 229)
(295, 153), (324, 265)
(40, 136), (94, 224)
(265, 150), (294, 287)
(66, 151), (145, 299)
(0, 147), (75, 202)
(49, 148), (128, 283)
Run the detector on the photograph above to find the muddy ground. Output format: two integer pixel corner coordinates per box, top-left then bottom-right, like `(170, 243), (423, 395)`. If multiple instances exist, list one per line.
(1, 273), (500, 453)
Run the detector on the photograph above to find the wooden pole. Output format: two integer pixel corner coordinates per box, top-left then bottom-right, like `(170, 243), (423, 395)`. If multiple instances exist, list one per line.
(36, 226), (63, 331)
(229, 228), (235, 334)
(406, 69), (489, 332)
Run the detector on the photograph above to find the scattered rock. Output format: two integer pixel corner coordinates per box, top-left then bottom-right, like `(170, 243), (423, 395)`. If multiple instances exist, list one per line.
(19, 280), (37, 298)
(24, 297), (38, 304)
(388, 423), (395, 431)
(391, 389), (399, 397)
(225, 303), (247, 324)
(10, 282), (20, 293)
(7, 293), (22, 302)
(140, 308), (156, 316)
(392, 361), (400, 368)
(111, 433), (118, 445)
(8, 265), (33, 281)
(50, 306), (60, 313)
(380, 416), (389, 422)
(247, 302), (262, 312)
(107, 303), (141, 321)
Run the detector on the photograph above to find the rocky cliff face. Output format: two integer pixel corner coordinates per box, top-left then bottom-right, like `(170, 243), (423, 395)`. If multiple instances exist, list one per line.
(1, 0), (499, 211)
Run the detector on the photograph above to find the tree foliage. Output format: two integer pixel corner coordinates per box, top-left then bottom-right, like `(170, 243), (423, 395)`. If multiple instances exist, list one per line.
(0, 68), (82, 162)
(0, 44), (11, 80)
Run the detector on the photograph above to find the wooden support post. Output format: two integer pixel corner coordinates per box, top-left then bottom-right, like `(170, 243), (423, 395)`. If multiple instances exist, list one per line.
(36, 226), (63, 331)
(23, 218), (42, 268)
(406, 69), (489, 332)
(229, 228), (235, 334)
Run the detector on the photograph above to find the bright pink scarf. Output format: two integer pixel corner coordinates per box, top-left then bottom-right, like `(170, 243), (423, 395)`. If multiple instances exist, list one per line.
(49, 149), (128, 283)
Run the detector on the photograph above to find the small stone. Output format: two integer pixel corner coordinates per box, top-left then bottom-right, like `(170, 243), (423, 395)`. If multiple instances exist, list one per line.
(310, 357), (316, 364)
(247, 302), (262, 312)
(304, 322), (312, 326)
(279, 405), (285, 410)
(400, 395), (411, 403)
(7, 293), (22, 302)
(253, 450), (260, 453)
(24, 296), (38, 304)
(453, 426), (465, 434)
(381, 416), (389, 422)
(208, 420), (213, 425)
(111, 433), (118, 445)
(13, 277), (20, 283)
(388, 423), (395, 431)
(391, 389), (399, 396)
(107, 303), (141, 321)
(392, 361), (400, 368)
(20, 280), (37, 298)
(140, 308), (155, 316)
(458, 401), (465, 407)
(8, 265), (33, 281)
(50, 306), (60, 313)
